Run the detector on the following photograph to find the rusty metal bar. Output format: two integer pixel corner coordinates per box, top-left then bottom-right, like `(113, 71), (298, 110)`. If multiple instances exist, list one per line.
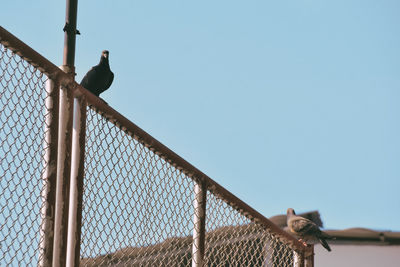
(191, 180), (207, 266)
(66, 97), (87, 267)
(38, 79), (60, 267)
(62, 0), (79, 74)
(53, 1), (79, 265)
(304, 245), (314, 267)
(0, 26), (74, 85)
(53, 82), (74, 267)
(294, 250), (305, 267)
(0, 26), (60, 77)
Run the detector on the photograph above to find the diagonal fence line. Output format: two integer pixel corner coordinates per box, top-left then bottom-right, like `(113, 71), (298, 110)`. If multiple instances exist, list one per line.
(0, 26), (312, 266)
(78, 84), (310, 267)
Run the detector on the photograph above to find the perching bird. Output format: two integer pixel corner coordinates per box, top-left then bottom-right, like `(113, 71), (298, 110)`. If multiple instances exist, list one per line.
(286, 208), (332, 252)
(80, 50), (114, 96)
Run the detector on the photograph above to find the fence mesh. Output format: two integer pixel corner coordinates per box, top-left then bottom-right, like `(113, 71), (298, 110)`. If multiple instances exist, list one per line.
(80, 107), (196, 266)
(204, 192), (295, 267)
(0, 44), (50, 266)
(0, 28), (307, 266)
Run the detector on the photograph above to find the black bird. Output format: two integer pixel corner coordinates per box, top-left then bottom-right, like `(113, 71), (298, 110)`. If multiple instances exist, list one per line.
(286, 208), (332, 252)
(80, 50), (114, 96)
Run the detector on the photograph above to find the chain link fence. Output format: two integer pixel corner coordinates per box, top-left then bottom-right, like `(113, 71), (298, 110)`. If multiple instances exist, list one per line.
(204, 192), (295, 266)
(0, 43), (52, 266)
(80, 107), (196, 266)
(79, 106), (300, 267)
(0, 26), (312, 266)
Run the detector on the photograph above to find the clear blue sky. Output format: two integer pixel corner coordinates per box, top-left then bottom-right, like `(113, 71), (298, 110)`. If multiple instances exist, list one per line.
(2, 0), (399, 231)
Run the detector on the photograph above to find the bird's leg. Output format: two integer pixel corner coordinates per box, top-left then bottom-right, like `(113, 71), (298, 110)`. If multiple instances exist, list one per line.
(298, 239), (308, 246)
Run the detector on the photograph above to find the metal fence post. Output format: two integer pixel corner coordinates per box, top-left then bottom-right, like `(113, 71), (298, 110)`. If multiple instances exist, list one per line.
(63, 0), (79, 72)
(192, 180), (207, 266)
(53, 83), (74, 267)
(58, 0), (79, 264)
(304, 245), (314, 267)
(293, 250), (305, 267)
(38, 79), (60, 267)
(66, 96), (87, 267)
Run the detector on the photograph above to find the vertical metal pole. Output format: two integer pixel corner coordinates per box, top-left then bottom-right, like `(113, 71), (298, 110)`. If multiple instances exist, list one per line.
(53, 84), (74, 267)
(294, 250), (305, 267)
(66, 97), (86, 267)
(38, 79), (59, 267)
(63, 0), (79, 73)
(304, 245), (314, 267)
(192, 180), (207, 267)
(53, 0), (79, 266)
(263, 240), (274, 267)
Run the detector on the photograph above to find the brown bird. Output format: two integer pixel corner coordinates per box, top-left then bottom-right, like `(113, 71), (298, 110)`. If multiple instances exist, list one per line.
(286, 208), (332, 251)
(80, 50), (114, 97)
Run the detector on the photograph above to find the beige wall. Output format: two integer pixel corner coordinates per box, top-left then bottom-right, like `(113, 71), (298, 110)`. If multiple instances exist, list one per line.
(315, 244), (400, 267)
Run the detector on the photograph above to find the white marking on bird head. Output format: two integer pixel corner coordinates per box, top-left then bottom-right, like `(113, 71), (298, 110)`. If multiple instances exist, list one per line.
(102, 50), (109, 58)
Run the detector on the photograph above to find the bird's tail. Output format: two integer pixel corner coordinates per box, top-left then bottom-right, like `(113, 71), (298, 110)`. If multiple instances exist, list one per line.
(318, 238), (331, 252)
(320, 231), (333, 239)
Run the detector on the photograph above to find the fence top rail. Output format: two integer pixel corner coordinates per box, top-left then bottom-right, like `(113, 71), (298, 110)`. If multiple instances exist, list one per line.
(0, 25), (310, 254)
(0, 26), (72, 84)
